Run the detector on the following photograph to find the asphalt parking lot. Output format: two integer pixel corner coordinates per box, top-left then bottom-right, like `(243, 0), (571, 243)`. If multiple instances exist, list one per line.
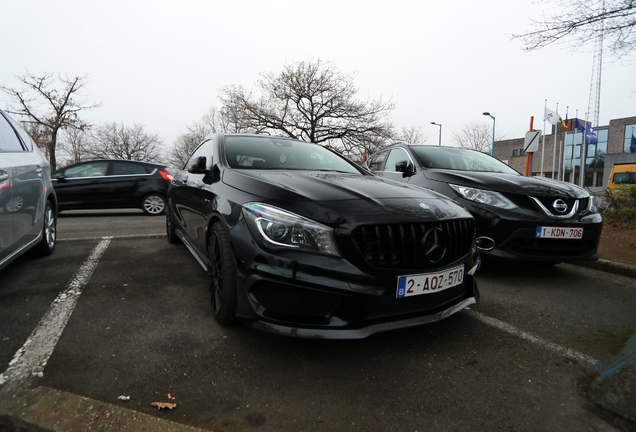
(1, 210), (636, 431)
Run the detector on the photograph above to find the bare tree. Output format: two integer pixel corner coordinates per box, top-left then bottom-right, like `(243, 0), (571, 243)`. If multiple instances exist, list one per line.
(219, 59), (395, 158)
(394, 126), (429, 144)
(167, 121), (210, 169)
(452, 122), (505, 154)
(201, 105), (250, 134)
(167, 106), (247, 169)
(1, 71), (99, 168)
(512, 0), (636, 59)
(87, 122), (162, 162)
(59, 127), (91, 165)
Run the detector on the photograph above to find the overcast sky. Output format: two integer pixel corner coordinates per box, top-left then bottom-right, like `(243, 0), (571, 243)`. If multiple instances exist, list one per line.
(1, 0), (635, 152)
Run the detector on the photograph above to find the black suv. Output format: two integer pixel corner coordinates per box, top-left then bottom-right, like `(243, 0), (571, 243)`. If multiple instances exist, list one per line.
(364, 143), (603, 263)
(51, 160), (173, 215)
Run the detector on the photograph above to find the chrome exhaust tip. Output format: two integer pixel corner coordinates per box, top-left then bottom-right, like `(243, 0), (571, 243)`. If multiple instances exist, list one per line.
(475, 236), (495, 251)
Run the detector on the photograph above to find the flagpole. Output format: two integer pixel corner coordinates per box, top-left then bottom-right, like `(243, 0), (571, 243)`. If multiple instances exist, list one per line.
(560, 106), (569, 181)
(572, 109), (578, 184)
(541, 99), (547, 176)
(580, 112), (589, 188)
(552, 103), (558, 179)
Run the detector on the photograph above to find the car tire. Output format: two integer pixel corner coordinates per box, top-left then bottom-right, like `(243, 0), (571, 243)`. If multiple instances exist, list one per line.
(142, 193), (166, 215)
(208, 221), (237, 325)
(166, 204), (181, 244)
(32, 201), (56, 257)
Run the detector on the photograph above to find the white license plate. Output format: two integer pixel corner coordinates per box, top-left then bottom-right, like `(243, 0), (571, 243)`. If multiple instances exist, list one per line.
(396, 265), (464, 298)
(535, 226), (584, 239)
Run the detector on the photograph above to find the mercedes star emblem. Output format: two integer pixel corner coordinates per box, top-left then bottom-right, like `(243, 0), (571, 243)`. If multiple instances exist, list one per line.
(421, 227), (447, 263)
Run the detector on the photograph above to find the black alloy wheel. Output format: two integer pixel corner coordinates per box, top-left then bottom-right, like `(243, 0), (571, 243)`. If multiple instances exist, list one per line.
(142, 193), (166, 215)
(33, 202), (56, 256)
(166, 204), (180, 244)
(208, 221), (238, 324)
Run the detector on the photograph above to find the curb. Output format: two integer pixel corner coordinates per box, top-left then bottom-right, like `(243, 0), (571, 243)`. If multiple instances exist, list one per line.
(0, 386), (208, 432)
(571, 259), (636, 278)
(588, 332), (636, 423)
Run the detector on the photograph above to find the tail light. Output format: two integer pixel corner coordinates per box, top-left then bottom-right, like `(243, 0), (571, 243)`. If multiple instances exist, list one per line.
(159, 170), (174, 182)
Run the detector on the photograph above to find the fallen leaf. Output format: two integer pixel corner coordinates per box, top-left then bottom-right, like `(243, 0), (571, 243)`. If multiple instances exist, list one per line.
(151, 402), (177, 410)
(167, 393), (171, 399)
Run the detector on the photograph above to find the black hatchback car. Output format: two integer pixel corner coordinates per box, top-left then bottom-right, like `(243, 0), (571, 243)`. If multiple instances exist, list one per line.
(51, 160), (173, 215)
(167, 134), (481, 339)
(364, 144), (603, 263)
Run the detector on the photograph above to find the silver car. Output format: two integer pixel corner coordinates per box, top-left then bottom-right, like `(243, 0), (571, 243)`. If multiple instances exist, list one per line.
(0, 109), (57, 271)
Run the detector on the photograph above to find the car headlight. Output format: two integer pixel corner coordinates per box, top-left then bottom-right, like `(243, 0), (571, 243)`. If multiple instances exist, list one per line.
(242, 203), (340, 256)
(588, 195), (599, 213)
(449, 184), (517, 210)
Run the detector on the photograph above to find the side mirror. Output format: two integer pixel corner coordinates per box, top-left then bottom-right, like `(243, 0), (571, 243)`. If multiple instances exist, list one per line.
(54, 174), (68, 182)
(395, 160), (415, 177)
(187, 156), (208, 174)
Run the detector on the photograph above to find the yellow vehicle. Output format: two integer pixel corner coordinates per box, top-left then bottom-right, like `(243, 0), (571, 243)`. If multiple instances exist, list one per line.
(608, 163), (636, 195)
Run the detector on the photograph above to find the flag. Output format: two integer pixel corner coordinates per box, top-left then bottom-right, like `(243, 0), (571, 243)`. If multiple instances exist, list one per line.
(631, 134), (636, 153)
(575, 119), (586, 133)
(563, 113), (570, 131)
(585, 125), (598, 145)
(545, 107), (560, 125)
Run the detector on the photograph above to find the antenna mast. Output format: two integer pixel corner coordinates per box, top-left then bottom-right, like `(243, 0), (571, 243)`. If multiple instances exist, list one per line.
(587, 0), (605, 127)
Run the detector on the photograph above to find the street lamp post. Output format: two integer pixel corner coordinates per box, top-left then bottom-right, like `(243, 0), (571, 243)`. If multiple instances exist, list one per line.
(430, 122), (442, 146)
(482, 112), (495, 156)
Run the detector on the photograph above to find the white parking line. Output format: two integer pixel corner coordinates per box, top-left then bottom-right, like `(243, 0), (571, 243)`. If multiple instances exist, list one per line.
(59, 233), (166, 242)
(0, 237), (113, 394)
(468, 310), (600, 370)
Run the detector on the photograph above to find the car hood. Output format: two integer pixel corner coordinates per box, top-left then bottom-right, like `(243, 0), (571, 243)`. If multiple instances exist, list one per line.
(424, 170), (589, 198)
(223, 169), (472, 225)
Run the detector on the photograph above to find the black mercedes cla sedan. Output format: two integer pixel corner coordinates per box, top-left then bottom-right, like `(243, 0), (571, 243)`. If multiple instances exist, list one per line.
(364, 143), (603, 264)
(166, 134), (480, 339)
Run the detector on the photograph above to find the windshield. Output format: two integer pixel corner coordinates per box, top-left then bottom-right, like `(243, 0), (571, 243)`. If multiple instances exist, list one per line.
(224, 136), (362, 174)
(411, 146), (519, 174)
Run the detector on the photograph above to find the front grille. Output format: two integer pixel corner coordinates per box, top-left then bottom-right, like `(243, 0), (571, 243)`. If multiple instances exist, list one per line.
(505, 194), (591, 217)
(502, 193), (536, 210)
(532, 196), (577, 216)
(351, 219), (475, 270)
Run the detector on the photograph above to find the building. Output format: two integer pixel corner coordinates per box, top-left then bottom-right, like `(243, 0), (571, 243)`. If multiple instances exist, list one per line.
(493, 115), (636, 191)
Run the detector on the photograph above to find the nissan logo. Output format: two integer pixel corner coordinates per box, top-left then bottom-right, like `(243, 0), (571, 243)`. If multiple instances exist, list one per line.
(552, 199), (568, 213)
(421, 227), (447, 263)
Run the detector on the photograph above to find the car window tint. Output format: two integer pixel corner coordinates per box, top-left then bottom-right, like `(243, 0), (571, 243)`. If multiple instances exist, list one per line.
(385, 148), (410, 172)
(4, 113), (34, 151)
(224, 136), (360, 173)
(412, 146), (518, 174)
(113, 162), (148, 175)
(367, 151), (386, 172)
(0, 113), (25, 152)
(186, 140), (213, 170)
(62, 162), (109, 178)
